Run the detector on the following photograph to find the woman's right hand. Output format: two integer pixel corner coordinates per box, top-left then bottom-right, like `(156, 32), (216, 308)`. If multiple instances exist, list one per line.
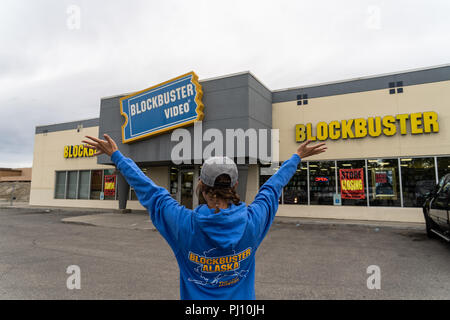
(82, 134), (119, 157)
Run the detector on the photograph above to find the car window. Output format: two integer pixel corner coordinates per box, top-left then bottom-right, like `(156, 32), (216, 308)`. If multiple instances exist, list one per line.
(438, 176), (447, 188)
(443, 182), (450, 196)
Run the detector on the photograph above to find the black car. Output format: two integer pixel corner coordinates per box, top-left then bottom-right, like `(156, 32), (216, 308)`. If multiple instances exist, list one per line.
(422, 173), (450, 242)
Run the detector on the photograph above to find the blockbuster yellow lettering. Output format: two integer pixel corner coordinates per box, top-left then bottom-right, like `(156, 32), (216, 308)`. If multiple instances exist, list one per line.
(295, 124), (306, 142)
(422, 111), (439, 133)
(64, 144), (97, 158)
(368, 117), (381, 137)
(316, 122), (328, 141)
(396, 114), (409, 135)
(328, 121), (340, 140)
(341, 119), (354, 139)
(293, 111), (439, 141)
(382, 115), (396, 136)
(306, 123), (316, 141)
(410, 113), (423, 134)
(354, 118), (367, 138)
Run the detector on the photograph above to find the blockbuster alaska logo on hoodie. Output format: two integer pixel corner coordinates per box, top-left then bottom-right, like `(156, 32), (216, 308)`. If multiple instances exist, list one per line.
(187, 247), (252, 288)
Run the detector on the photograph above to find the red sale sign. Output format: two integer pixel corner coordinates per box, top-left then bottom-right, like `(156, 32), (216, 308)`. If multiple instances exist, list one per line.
(104, 175), (116, 196)
(339, 168), (365, 200)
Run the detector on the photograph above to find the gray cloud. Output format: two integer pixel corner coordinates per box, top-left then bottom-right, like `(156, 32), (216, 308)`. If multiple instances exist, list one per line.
(0, 0), (449, 167)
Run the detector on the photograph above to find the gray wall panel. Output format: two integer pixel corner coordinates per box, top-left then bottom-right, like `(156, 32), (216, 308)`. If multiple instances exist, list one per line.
(36, 118), (99, 134)
(272, 65), (450, 103)
(98, 72), (273, 166)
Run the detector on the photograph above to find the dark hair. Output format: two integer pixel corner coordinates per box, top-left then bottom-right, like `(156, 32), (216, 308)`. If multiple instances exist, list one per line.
(196, 174), (240, 213)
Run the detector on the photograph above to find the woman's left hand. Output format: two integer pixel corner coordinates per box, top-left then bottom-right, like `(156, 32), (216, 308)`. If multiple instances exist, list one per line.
(296, 140), (327, 159)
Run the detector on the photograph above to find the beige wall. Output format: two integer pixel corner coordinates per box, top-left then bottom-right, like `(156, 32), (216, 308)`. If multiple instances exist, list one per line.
(271, 80), (450, 223)
(273, 80), (450, 161)
(31, 126), (118, 208)
(245, 164), (259, 203)
(30, 125), (172, 210)
(276, 205), (424, 223)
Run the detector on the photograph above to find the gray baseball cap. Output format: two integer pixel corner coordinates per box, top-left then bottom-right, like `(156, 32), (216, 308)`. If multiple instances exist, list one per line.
(200, 156), (238, 187)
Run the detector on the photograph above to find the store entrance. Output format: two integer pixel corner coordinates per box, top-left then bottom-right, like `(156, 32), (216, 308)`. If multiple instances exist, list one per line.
(170, 166), (199, 209)
(179, 170), (194, 209)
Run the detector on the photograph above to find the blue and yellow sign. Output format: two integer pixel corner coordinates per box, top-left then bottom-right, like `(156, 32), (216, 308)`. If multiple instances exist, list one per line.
(120, 71), (204, 144)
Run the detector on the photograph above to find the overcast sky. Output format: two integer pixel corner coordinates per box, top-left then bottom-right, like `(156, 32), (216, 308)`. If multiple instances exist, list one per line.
(0, 0), (449, 168)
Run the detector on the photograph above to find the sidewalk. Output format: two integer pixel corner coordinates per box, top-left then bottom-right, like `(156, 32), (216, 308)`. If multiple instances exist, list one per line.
(60, 211), (425, 232)
(1, 202), (424, 231)
(0, 202), (114, 214)
(61, 212), (157, 231)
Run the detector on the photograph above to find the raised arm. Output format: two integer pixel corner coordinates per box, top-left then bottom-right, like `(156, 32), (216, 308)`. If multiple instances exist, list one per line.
(82, 134), (191, 253)
(248, 140), (327, 245)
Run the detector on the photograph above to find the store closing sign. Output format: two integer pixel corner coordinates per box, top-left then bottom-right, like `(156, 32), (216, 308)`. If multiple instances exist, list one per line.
(295, 111), (439, 142)
(104, 175), (116, 196)
(339, 168), (365, 200)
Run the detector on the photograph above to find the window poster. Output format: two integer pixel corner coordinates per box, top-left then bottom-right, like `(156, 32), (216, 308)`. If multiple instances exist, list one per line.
(372, 168), (397, 199)
(104, 175), (116, 196)
(339, 168), (365, 199)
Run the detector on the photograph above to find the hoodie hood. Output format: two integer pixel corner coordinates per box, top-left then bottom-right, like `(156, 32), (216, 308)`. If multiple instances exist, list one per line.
(193, 202), (248, 250)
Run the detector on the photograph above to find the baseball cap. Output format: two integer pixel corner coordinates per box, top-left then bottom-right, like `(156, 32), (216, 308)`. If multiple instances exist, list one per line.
(200, 156), (238, 187)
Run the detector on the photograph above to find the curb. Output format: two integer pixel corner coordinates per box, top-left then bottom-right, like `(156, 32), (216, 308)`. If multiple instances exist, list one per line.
(0, 205), (113, 215)
(2, 205), (424, 232)
(61, 215), (157, 231)
(273, 217), (425, 230)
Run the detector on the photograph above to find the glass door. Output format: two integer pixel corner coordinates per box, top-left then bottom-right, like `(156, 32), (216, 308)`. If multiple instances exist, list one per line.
(179, 170), (194, 209)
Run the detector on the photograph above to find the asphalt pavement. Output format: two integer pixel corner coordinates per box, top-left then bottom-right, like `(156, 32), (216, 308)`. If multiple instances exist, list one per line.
(0, 206), (449, 299)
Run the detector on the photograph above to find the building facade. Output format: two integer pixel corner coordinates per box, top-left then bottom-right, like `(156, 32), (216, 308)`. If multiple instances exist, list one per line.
(30, 65), (450, 223)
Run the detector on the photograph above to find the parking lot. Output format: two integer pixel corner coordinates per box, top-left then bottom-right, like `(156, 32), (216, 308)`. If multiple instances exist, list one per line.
(0, 207), (449, 299)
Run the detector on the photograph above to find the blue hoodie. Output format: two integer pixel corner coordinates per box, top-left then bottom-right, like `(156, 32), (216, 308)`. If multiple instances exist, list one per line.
(111, 150), (301, 300)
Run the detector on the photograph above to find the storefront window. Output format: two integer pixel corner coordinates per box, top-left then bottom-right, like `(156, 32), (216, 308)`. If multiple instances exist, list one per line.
(103, 169), (116, 200)
(309, 161), (336, 205)
(401, 157), (436, 207)
(55, 171), (66, 199)
(337, 160), (367, 206)
(367, 159), (401, 207)
(437, 156), (450, 181)
(67, 171), (78, 199)
(283, 162), (308, 205)
(259, 164), (281, 204)
(90, 170), (103, 200)
(78, 170), (90, 199)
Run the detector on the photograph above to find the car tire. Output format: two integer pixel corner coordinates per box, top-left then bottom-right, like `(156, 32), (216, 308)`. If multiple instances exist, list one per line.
(423, 208), (437, 238)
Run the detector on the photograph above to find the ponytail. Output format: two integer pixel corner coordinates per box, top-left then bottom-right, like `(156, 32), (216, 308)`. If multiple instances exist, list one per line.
(196, 174), (240, 213)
